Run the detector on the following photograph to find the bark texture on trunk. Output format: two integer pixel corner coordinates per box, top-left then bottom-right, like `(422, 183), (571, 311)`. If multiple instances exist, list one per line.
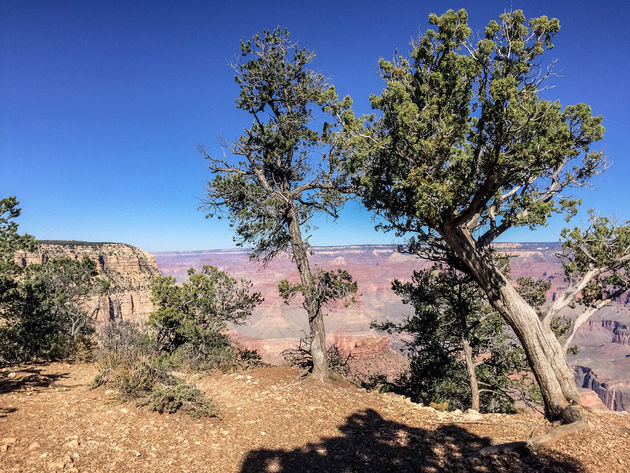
(441, 224), (581, 422)
(462, 338), (480, 412)
(287, 206), (329, 382)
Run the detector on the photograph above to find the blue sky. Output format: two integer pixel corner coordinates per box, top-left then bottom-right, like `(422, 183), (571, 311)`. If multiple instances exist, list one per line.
(2, 0), (628, 251)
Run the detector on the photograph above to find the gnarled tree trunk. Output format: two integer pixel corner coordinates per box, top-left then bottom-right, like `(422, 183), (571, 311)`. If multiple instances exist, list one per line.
(287, 206), (329, 382)
(442, 224), (581, 422)
(461, 337), (480, 412)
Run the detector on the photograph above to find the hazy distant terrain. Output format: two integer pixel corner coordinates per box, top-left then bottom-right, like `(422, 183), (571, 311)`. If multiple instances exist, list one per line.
(153, 243), (630, 410)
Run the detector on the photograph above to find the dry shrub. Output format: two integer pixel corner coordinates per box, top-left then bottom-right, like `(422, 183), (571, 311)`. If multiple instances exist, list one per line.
(148, 383), (217, 418)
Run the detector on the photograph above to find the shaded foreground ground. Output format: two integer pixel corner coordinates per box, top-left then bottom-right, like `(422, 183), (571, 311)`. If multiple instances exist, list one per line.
(1, 363), (628, 472)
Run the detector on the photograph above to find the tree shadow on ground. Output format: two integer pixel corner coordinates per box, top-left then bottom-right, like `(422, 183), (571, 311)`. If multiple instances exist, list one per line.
(0, 407), (17, 418)
(240, 408), (585, 473)
(0, 367), (69, 394)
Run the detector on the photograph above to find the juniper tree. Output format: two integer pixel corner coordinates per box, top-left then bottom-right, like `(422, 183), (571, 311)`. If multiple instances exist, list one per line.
(0, 197), (36, 312)
(546, 213), (630, 352)
(148, 266), (262, 367)
(201, 29), (357, 381)
(376, 264), (540, 413)
(350, 9), (613, 422)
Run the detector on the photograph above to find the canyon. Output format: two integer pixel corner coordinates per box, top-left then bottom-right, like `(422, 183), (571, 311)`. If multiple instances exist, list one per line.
(154, 243), (630, 411)
(16, 241), (160, 324)
(16, 241), (629, 411)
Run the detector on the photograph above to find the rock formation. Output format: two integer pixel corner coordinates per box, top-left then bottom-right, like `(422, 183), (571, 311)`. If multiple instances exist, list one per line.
(16, 241), (160, 324)
(154, 243), (630, 411)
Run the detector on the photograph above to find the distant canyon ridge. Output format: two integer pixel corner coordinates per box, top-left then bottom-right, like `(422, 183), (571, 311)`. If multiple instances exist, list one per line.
(19, 242), (630, 411)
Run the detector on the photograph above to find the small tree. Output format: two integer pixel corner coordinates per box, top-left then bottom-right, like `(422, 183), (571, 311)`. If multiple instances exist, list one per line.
(147, 266), (262, 367)
(546, 212), (630, 352)
(352, 9), (611, 422)
(0, 197), (36, 314)
(201, 28), (356, 381)
(2, 256), (99, 362)
(376, 264), (539, 413)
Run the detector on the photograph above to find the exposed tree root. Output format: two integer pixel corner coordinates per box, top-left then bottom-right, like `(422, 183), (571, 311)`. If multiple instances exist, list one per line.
(467, 419), (588, 458)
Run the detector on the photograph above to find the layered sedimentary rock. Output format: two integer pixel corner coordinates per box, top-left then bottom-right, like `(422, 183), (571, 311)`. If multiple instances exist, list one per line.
(155, 243), (630, 410)
(16, 241), (160, 323)
(575, 366), (630, 411)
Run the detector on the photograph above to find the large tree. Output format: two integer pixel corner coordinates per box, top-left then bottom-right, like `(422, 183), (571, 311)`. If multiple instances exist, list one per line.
(201, 29), (356, 381)
(351, 9), (615, 423)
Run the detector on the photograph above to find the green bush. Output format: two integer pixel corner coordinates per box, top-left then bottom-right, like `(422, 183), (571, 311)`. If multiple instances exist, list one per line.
(146, 266), (262, 371)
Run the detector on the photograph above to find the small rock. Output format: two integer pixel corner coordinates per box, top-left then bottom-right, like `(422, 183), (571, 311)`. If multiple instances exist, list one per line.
(452, 409), (463, 415)
(7, 372), (17, 379)
(104, 389), (116, 395)
(28, 442), (40, 451)
(63, 439), (79, 449)
(260, 431), (267, 436)
(40, 452), (49, 459)
(2, 438), (17, 445)
(120, 408), (129, 414)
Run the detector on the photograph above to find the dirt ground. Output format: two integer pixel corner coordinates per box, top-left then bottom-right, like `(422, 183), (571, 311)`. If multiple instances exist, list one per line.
(1, 363), (628, 472)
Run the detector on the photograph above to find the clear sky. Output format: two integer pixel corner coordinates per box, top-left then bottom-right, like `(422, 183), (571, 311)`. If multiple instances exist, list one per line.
(2, 0), (628, 251)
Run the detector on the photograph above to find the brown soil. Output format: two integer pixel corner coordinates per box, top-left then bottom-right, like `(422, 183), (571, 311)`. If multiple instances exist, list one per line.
(1, 363), (628, 472)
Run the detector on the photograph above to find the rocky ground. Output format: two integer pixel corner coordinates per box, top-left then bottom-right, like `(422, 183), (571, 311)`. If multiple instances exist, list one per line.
(1, 363), (628, 472)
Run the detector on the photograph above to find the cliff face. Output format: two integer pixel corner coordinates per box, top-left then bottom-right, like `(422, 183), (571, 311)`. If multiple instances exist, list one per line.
(574, 366), (630, 411)
(16, 241), (161, 324)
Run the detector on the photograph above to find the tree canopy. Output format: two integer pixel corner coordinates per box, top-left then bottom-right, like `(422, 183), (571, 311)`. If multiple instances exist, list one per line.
(201, 28), (357, 380)
(350, 9), (608, 422)
(148, 266), (262, 367)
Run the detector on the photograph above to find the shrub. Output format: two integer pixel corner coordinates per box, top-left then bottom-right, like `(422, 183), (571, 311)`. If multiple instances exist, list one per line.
(148, 383), (217, 418)
(282, 339), (353, 379)
(91, 352), (216, 418)
(147, 266), (262, 370)
(96, 321), (151, 358)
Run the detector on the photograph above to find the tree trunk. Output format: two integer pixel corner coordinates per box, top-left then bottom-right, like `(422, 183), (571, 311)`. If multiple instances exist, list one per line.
(441, 224), (581, 422)
(461, 337), (480, 412)
(287, 206), (329, 382)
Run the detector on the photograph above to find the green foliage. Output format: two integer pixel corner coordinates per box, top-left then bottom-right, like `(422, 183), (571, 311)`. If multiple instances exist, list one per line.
(201, 28), (354, 263)
(278, 269), (358, 307)
(560, 211), (630, 306)
(1, 256), (98, 363)
(0, 197), (36, 313)
(516, 277), (551, 313)
(92, 353), (217, 418)
(352, 9), (604, 253)
(147, 266), (262, 369)
(0, 197), (103, 364)
(375, 265), (537, 413)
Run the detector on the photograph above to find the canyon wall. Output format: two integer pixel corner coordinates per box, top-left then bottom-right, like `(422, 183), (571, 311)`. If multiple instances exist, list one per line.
(574, 366), (630, 411)
(16, 241), (160, 324)
(154, 243), (629, 410)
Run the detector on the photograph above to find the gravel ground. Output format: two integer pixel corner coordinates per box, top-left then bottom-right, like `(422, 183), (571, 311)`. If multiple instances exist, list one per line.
(1, 363), (628, 472)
